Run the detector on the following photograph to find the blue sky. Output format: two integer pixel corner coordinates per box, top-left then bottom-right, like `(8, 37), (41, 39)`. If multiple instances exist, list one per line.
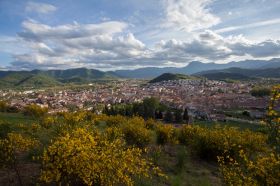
(0, 0), (280, 70)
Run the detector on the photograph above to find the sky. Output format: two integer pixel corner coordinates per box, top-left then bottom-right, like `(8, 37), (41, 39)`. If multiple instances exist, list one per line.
(0, 0), (280, 71)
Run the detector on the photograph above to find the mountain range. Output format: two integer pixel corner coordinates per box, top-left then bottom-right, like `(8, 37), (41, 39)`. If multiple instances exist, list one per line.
(112, 58), (280, 78)
(0, 68), (117, 88)
(0, 58), (279, 88)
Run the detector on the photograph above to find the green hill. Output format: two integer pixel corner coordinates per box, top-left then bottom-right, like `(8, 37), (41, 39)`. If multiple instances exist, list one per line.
(195, 67), (280, 80)
(0, 68), (119, 88)
(149, 73), (197, 83)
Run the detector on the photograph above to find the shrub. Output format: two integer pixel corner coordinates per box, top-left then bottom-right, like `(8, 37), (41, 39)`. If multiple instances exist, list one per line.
(23, 104), (48, 118)
(251, 87), (271, 97)
(265, 85), (280, 152)
(121, 117), (153, 147)
(40, 128), (165, 185)
(218, 150), (280, 186)
(0, 133), (39, 185)
(156, 124), (178, 145)
(41, 116), (56, 129)
(0, 101), (8, 112)
(179, 125), (268, 161)
(104, 115), (127, 127)
(0, 122), (12, 138)
(145, 118), (158, 130)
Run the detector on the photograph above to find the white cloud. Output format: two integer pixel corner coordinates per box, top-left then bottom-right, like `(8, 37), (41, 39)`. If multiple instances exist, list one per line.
(25, 2), (57, 14)
(215, 18), (280, 33)
(162, 0), (220, 31)
(4, 18), (280, 70)
(10, 20), (149, 70)
(19, 20), (128, 41)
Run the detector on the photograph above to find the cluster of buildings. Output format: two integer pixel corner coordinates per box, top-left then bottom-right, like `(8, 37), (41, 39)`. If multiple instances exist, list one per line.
(0, 79), (272, 121)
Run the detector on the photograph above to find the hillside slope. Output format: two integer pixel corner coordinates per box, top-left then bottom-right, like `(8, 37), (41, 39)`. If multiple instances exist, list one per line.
(149, 73), (197, 83)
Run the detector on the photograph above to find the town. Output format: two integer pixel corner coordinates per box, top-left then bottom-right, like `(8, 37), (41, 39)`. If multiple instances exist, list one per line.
(0, 78), (275, 123)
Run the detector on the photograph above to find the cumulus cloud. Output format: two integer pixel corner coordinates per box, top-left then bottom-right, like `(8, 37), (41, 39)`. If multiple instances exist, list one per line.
(154, 30), (280, 62)
(9, 20), (149, 70)
(162, 0), (220, 31)
(4, 19), (280, 70)
(25, 2), (57, 14)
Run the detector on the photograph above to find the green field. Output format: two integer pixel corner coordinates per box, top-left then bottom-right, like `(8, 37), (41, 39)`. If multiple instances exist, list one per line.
(0, 112), (35, 124)
(194, 120), (265, 131)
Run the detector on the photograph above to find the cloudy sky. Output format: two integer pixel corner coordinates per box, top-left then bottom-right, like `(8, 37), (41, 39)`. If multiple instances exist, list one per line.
(0, 0), (280, 70)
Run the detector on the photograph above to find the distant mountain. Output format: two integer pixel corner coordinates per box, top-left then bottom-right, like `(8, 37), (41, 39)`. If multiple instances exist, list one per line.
(0, 58), (279, 88)
(149, 73), (197, 83)
(195, 67), (280, 80)
(0, 68), (117, 88)
(113, 58), (280, 78)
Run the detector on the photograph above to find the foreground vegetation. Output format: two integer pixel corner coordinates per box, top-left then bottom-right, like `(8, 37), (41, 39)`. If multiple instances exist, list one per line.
(0, 86), (279, 185)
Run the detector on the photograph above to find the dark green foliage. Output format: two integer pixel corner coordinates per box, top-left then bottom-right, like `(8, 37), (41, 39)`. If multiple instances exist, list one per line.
(196, 67), (280, 80)
(251, 87), (271, 97)
(183, 108), (189, 123)
(242, 110), (250, 117)
(0, 101), (8, 112)
(0, 68), (118, 88)
(103, 97), (163, 119)
(142, 97), (160, 119)
(174, 109), (183, 123)
(0, 122), (12, 138)
(149, 73), (196, 83)
(23, 104), (48, 118)
(164, 110), (174, 123)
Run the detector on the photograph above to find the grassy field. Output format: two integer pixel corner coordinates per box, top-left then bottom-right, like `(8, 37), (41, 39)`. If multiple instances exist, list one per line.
(194, 120), (265, 131)
(0, 112), (35, 125)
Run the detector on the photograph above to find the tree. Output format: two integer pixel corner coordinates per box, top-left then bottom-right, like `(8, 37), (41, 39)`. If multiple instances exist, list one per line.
(174, 109), (183, 123)
(143, 97), (160, 119)
(183, 108), (189, 124)
(251, 87), (271, 97)
(133, 102), (145, 117)
(164, 110), (173, 123)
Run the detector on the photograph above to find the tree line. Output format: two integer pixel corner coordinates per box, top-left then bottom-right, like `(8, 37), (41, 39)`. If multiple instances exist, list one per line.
(102, 97), (189, 123)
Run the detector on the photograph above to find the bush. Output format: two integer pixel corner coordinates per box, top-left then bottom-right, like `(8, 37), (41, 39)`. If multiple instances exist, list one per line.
(0, 101), (8, 112)
(0, 122), (12, 138)
(145, 118), (159, 130)
(104, 115), (127, 127)
(41, 116), (56, 129)
(218, 150), (280, 186)
(156, 124), (178, 145)
(121, 117), (153, 147)
(179, 125), (268, 161)
(23, 104), (48, 118)
(40, 128), (164, 185)
(251, 87), (271, 97)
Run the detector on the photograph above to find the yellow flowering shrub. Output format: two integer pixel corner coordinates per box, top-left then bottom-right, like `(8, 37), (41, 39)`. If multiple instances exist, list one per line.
(156, 124), (178, 145)
(179, 125), (267, 160)
(266, 85), (280, 151)
(40, 128), (165, 186)
(218, 85), (280, 185)
(0, 133), (39, 185)
(41, 116), (57, 128)
(145, 118), (159, 130)
(121, 117), (153, 147)
(103, 126), (124, 141)
(218, 150), (280, 186)
(103, 114), (127, 127)
(23, 104), (48, 118)
(61, 111), (88, 125)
